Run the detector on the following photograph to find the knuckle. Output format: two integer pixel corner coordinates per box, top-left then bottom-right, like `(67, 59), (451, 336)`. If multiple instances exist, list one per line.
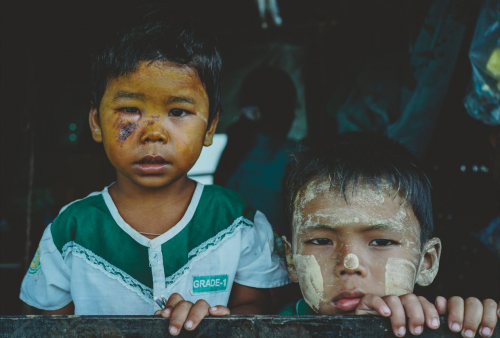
(195, 299), (209, 306)
(465, 297), (481, 307)
(482, 299), (497, 308)
(463, 318), (480, 327)
(449, 296), (462, 303)
(385, 295), (399, 303)
(448, 311), (462, 320)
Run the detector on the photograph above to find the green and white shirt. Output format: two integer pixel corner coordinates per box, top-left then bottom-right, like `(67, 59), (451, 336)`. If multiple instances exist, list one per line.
(20, 183), (290, 315)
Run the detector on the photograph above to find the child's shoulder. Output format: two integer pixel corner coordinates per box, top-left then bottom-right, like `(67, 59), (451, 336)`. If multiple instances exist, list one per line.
(49, 188), (111, 251)
(193, 183), (258, 227)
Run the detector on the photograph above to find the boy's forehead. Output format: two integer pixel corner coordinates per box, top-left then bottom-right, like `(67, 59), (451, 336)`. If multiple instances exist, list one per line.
(292, 179), (420, 232)
(104, 61), (208, 101)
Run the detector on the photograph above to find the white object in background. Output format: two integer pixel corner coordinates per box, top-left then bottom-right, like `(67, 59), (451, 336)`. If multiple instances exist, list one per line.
(188, 134), (228, 184)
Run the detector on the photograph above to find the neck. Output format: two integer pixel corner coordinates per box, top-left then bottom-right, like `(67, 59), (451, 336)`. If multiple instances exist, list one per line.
(110, 174), (196, 210)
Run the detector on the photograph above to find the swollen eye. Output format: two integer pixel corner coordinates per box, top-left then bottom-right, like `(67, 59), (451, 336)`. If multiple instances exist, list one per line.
(369, 239), (396, 246)
(308, 238), (333, 245)
(118, 107), (140, 114)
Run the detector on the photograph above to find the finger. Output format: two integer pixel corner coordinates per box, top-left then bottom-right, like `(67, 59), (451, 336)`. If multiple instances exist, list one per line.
(208, 305), (231, 316)
(383, 295), (407, 337)
(479, 299), (498, 338)
(354, 294), (388, 316)
(184, 300), (210, 331)
(462, 297), (483, 338)
(435, 296), (448, 315)
(161, 293), (184, 318)
(418, 296), (440, 330)
(447, 296), (464, 333)
(169, 300), (194, 336)
(400, 294), (425, 335)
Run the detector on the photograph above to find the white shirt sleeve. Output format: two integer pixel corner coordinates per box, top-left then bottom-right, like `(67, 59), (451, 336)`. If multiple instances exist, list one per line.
(234, 210), (291, 288)
(19, 225), (72, 310)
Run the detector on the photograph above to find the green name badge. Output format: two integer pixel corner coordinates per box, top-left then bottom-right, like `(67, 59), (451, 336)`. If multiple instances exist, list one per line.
(192, 274), (228, 295)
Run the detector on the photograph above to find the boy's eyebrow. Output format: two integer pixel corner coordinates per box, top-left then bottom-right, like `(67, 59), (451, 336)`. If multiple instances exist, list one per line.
(165, 95), (196, 105)
(112, 91), (146, 102)
(298, 222), (404, 233)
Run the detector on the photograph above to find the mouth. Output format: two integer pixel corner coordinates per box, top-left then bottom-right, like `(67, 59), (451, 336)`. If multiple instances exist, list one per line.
(134, 155), (171, 174)
(332, 290), (365, 312)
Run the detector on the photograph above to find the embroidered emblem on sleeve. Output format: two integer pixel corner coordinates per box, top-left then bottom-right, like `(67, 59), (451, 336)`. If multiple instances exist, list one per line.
(28, 247), (41, 274)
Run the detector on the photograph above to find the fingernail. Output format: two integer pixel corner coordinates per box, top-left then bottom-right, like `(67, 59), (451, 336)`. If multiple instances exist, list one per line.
(452, 322), (461, 332)
(481, 327), (491, 337)
(432, 318), (439, 327)
(211, 307), (217, 311)
(382, 306), (390, 314)
(397, 327), (406, 336)
(463, 329), (474, 338)
(169, 326), (178, 335)
(163, 308), (171, 316)
(185, 320), (193, 329)
(414, 326), (422, 334)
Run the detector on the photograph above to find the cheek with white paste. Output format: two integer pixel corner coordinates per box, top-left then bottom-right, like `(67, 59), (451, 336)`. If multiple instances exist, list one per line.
(293, 254), (324, 311)
(385, 258), (416, 296)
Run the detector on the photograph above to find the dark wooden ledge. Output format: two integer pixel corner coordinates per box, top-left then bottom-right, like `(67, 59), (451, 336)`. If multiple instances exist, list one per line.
(1, 315), (499, 337)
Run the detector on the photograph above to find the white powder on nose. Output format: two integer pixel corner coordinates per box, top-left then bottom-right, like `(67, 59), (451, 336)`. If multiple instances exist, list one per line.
(385, 258), (416, 296)
(294, 254), (324, 311)
(343, 253), (359, 270)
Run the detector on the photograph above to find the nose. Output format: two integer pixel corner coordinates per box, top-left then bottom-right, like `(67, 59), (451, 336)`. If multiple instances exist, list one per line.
(336, 250), (367, 277)
(140, 120), (168, 144)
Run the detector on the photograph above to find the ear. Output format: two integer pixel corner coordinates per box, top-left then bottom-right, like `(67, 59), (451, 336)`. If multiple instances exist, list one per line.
(203, 109), (220, 147)
(416, 237), (441, 286)
(282, 236), (298, 283)
(89, 103), (103, 143)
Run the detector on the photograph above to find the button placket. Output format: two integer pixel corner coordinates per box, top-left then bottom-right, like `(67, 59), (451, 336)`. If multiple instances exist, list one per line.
(149, 242), (167, 302)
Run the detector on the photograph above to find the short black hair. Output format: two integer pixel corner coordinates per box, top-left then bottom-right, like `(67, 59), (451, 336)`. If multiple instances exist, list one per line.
(284, 132), (433, 248)
(90, 5), (222, 125)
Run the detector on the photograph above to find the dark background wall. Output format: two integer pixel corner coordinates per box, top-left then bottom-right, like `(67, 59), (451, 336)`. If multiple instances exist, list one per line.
(1, 0), (498, 315)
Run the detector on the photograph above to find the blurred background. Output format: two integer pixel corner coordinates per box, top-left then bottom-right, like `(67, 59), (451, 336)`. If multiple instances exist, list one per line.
(1, 0), (499, 314)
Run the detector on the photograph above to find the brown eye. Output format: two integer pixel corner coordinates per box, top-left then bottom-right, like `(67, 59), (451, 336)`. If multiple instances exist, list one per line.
(118, 107), (140, 114)
(369, 239), (398, 246)
(307, 238), (333, 245)
(169, 109), (189, 117)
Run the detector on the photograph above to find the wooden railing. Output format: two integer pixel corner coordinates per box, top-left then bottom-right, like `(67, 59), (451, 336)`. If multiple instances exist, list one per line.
(2, 315), (500, 337)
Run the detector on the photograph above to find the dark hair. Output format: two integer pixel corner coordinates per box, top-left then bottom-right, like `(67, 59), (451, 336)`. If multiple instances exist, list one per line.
(284, 132), (433, 248)
(90, 5), (222, 125)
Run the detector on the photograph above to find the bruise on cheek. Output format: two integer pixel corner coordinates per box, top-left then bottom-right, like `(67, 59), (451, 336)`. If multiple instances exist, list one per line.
(294, 254), (324, 312)
(385, 258), (416, 296)
(114, 118), (137, 144)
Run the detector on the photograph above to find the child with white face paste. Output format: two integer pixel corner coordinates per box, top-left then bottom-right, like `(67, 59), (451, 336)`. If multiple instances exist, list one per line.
(281, 133), (500, 338)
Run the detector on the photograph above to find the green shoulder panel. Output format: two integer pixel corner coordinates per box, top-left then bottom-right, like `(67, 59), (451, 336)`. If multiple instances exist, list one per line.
(50, 194), (153, 289)
(161, 185), (256, 282)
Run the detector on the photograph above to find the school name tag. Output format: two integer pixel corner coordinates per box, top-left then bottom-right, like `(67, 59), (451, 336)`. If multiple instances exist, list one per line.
(192, 274), (228, 295)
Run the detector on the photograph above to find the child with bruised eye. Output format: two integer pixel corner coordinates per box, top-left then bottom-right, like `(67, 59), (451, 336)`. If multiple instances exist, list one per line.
(19, 5), (289, 336)
(279, 132), (500, 337)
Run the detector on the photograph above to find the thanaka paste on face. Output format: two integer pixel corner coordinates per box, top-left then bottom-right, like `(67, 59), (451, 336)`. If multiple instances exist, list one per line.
(289, 178), (429, 311)
(344, 253), (359, 270)
(385, 257), (416, 296)
(293, 254), (324, 311)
